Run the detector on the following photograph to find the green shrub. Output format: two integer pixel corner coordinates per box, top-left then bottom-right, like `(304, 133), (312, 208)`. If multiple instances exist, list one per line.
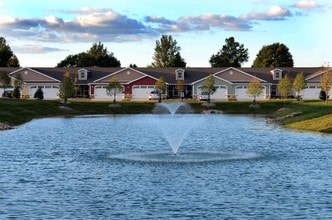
(34, 87), (44, 100)
(12, 86), (21, 99)
(319, 90), (326, 101)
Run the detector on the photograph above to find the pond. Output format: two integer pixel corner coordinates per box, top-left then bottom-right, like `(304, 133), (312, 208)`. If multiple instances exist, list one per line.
(0, 112), (332, 219)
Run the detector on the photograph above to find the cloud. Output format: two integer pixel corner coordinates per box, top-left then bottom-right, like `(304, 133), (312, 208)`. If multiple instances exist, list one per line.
(0, 4), (315, 46)
(241, 5), (292, 20)
(145, 14), (253, 33)
(144, 16), (176, 25)
(0, 6), (255, 45)
(50, 7), (113, 15)
(12, 44), (69, 54)
(0, 8), (153, 43)
(293, 0), (322, 10)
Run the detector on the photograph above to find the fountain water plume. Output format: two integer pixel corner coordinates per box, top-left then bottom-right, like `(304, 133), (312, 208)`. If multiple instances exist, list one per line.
(152, 102), (197, 154)
(152, 102), (193, 115)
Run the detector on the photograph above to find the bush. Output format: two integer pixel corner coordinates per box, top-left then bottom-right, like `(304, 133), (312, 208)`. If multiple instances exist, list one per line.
(34, 87), (44, 100)
(319, 90), (326, 101)
(12, 86), (21, 99)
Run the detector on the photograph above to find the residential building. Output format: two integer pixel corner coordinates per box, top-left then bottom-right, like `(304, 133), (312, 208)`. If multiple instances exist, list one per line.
(0, 66), (330, 101)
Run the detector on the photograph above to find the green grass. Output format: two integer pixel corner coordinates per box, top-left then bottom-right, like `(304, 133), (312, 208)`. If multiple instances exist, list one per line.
(285, 114), (332, 133)
(0, 99), (157, 126)
(1, 98), (332, 133)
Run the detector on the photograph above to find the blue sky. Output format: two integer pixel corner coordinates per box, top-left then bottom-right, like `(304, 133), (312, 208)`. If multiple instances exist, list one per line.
(0, 0), (331, 67)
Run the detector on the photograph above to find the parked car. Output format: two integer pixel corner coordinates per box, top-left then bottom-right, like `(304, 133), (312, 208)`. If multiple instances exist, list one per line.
(148, 90), (160, 100)
(2, 90), (13, 98)
(198, 92), (209, 101)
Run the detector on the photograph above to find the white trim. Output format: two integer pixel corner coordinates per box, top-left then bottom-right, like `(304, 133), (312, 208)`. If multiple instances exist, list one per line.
(192, 73), (232, 85)
(271, 68), (282, 80)
(93, 67), (159, 83)
(175, 68), (185, 80)
(305, 68), (332, 81)
(78, 68), (89, 80)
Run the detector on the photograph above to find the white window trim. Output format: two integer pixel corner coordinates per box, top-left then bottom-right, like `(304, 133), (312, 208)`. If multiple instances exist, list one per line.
(175, 69), (185, 80)
(272, 69), (282, 80)
(78, 69), (88, 80)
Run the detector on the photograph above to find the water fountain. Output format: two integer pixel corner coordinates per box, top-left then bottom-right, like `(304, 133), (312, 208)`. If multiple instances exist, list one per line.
(152, 102), (194, 155)
(152, 102), (193, 115)
(111, 102), (260, 163)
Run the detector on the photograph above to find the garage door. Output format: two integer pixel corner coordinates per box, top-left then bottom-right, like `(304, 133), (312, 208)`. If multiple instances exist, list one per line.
(94, 85), (124, 100)
(302, 86), (321, 99)
(198, 85), (227, 100)
(236, 85), (266, 100)
(30, 85), (59, 99)
(132, 85), (155, 99)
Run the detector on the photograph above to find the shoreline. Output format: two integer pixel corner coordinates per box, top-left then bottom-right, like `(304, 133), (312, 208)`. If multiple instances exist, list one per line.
(0, 122), (13, 130)
(1, 99), (332, 133)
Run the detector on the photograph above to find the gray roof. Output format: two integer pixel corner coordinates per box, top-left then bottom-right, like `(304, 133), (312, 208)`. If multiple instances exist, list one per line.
(0, 66), (323, 85)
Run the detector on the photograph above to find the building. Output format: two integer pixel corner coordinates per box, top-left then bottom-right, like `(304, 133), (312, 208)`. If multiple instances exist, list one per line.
(0, 66), (330, 101)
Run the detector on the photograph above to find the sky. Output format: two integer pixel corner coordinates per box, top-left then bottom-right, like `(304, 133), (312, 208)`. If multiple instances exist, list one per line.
(0, 0), (331, 68)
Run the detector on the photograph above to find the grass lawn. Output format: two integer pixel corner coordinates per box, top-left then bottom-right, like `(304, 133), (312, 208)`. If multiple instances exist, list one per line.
(285, 114), (332, 133)
(1, 98), (332, 133)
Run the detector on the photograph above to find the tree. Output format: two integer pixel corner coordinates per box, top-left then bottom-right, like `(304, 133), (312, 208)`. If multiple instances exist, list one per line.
(246, 78), (263, 104)
(293, 72), (307, 101)
(320, 65), (331, 104)
(277, 74), (292, 103)
(209, 37), (249, 67)
(155, 77), (167, 102)
(13, 73), (23, 89)
(106, 77), (123, 104)
(57, 42), (121, 67)
(173, 52), (186, 67)
(58, 72), (75, 106)
(11, 73), (23, 100)
(152, 35), (186, 67)
(34, 87), (44, 100)
(252, 43), (294, 67)
(0, 71), (11, 93)
(201, 74), (216, 103)
(0, 36), (20, 67)
(12, 86), (20, 99)
(176, 80), (185, 100)
(7, 55), (20, 67)
(57, 54), (79, 67)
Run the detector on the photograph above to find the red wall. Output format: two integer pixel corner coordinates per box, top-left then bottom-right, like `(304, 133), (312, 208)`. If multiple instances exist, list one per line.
(124, 77), (157, 95)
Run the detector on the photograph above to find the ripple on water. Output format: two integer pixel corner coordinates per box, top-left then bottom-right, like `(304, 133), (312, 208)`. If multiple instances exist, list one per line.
(109, 151), (262, 164)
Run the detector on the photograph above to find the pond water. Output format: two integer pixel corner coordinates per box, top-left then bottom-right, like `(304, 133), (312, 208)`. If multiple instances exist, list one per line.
(0, 113), (332, 219)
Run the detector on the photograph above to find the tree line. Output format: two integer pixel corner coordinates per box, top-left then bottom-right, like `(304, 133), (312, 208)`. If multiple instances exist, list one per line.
(55, 35), (294, 68)
(1, 35), (294, 68)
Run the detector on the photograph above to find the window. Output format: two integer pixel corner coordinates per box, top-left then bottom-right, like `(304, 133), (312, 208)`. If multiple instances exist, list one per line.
(78, 69), (88, 80)
(175, 69), (185, 80)
(275, 72), (280, 78)
(271, 69), (282, 80)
